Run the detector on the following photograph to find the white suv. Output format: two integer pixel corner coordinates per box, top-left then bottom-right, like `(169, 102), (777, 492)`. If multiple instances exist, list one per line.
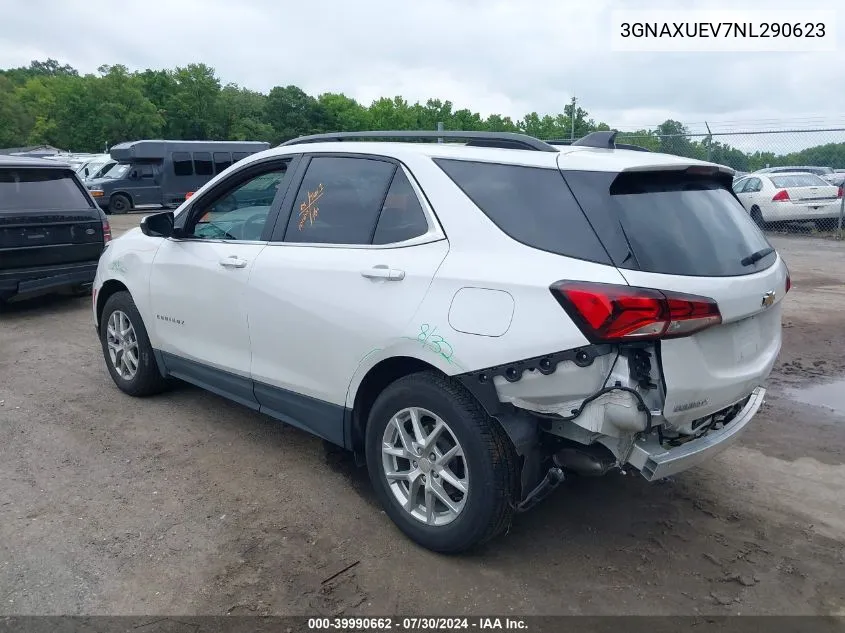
(92, 130), (788, 553)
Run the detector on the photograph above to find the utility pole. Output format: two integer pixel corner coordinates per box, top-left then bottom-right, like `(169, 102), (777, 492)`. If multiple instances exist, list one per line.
(570, 96), (577, 141)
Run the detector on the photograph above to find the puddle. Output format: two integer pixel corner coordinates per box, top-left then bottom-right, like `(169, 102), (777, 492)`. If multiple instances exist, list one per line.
(785, 378), (845, 416)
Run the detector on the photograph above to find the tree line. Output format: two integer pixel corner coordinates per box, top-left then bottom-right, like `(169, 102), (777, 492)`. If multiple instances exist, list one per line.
(1, 59), (843, 172)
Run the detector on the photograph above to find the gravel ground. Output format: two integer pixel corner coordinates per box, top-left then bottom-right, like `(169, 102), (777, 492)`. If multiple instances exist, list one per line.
(1, 214), (844, 616)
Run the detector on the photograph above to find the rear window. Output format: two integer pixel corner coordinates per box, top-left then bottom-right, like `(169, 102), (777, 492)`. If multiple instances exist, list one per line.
(563, 170), (775, 277)
(434, 159), (611, 264)
(0, 168), (93, 210)
(770, 174), (828, 188)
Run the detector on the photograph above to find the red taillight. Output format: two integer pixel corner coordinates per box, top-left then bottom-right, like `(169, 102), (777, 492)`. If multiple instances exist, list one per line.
(837, 186), (843, 199)
(102, 219), (112, 243)
(772, 189), (790, 202)
(550, 281), (722, 342)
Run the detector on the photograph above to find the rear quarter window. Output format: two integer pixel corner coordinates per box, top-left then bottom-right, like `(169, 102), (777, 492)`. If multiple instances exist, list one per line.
(0, 168), (93, 210)
(434, 159), (612, 264)
(563, 170), (775, 278)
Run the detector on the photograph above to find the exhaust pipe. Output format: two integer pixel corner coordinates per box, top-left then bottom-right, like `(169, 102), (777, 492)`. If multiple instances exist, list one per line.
(553, 444), (617, 477)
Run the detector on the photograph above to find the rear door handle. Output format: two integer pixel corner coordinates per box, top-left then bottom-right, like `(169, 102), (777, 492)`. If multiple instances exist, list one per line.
(219, 255), (248, 269)
(361, 265), (405, 281)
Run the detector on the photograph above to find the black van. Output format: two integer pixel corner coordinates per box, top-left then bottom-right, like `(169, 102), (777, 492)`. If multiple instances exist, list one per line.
(85, 140), (270, 214)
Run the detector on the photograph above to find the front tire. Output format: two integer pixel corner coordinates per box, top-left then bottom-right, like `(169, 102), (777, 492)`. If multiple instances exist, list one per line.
(109, 193), (131, 215)
(365, 371), (519, 553)
(99, 291), (168, 397)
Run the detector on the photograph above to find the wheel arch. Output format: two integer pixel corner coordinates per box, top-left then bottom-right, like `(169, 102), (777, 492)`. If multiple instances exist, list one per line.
(96, 279), (130, 332)
(347, 355), (446, 454)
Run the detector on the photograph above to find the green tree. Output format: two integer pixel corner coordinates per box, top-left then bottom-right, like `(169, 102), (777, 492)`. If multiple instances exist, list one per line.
(164, 63), (222, 139)
(1, 58), (78, 86)
(317, 93), (371, 132)
(265, 85), (322, 143)
(367, 96), (416, 130)
(217, 84), (273, 141)
(0, 76), (31, 146)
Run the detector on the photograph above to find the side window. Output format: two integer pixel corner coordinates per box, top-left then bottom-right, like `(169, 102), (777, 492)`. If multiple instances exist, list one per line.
(284, 156), (396, 245)
(732, 179), (746, 194)
(436, 159), (611, 264)
(232, 152), (249, 164)
(372, 169), (430, 244)
(139, 164), (155, 180)
(187, 161), (290, 241)
(193, 152), (213, 176)
(173, 152), (193, 176)
(214, 152), (232, 173)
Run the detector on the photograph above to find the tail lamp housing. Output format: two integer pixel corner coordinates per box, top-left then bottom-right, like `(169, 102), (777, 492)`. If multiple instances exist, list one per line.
(550, 281), (722, 343)
(772, 190), (790, 202)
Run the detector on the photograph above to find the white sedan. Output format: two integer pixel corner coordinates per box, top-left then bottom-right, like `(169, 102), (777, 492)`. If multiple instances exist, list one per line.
(733, 172), (843, 227)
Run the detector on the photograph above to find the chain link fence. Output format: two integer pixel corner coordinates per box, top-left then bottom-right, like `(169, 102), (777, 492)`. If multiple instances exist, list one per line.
(612, 128), (845, 237)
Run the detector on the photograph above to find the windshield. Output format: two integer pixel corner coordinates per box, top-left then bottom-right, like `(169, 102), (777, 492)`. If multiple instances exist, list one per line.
(102, 163), (130, 179)
(770, 174), (829, 188)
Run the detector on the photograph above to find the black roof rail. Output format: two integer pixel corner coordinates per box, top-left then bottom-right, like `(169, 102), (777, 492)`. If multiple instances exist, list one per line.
(279, 130), (559, 153)
(548, 131), (652, 152)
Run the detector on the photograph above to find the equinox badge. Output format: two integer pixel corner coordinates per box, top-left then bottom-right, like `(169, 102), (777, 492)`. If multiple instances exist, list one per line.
(761, 290), (776, 308)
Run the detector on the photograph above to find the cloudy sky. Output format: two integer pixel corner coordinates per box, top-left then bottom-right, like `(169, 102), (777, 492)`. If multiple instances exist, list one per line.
(2, 0), (844, 148)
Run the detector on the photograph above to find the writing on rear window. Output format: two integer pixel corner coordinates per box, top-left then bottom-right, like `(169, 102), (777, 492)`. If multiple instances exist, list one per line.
(299, 183), (324, 231)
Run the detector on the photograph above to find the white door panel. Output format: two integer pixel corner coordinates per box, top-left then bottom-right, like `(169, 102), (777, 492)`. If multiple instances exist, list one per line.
(248, 241), (449, 406)
(150, 240), (265, 375)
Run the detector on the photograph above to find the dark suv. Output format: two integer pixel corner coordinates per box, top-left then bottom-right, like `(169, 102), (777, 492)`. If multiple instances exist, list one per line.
(1, 155), (110, 304)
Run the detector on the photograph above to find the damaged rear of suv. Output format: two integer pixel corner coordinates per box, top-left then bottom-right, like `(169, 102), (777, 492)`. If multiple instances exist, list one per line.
(367, 131), (787, 552)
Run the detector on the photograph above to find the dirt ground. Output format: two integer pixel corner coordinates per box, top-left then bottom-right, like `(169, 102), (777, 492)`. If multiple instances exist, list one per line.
(1, 214), (844, 616)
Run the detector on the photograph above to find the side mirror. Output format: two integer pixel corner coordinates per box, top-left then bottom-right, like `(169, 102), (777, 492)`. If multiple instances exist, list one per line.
(140, 211), (175, 238)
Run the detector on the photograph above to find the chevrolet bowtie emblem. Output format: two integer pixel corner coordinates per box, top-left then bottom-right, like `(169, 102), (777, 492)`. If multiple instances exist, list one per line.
(761, 290), (776, 308)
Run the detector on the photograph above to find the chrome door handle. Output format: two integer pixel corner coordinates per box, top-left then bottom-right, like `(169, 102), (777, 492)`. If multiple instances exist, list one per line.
(219, 256), (248, 269)
(361, 265), (405, 281)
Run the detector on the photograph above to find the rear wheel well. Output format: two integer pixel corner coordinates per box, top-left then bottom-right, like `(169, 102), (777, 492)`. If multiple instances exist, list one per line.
(96, 280), (129, 331)
(350, 356), (443, 454)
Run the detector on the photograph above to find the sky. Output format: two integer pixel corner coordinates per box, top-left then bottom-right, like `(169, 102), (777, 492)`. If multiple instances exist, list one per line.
(1, 0), (844, 151)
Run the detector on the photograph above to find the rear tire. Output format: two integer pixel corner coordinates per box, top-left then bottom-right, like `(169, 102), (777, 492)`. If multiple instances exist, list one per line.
(99, 291), (168, 397)
(750, 206), (765, 228)
(365, 371), (519, 553)
(109, 193), (131, 215)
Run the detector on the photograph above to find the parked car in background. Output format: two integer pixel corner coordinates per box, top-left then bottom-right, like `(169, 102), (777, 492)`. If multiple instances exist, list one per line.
(85, 140), (270, 214)
(77, 154), (116, 182)
(0, 155), (110, 304)
(754, 165), (839, 186)
(92, 129), (787, 552)
(733, 172), (843, 228)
